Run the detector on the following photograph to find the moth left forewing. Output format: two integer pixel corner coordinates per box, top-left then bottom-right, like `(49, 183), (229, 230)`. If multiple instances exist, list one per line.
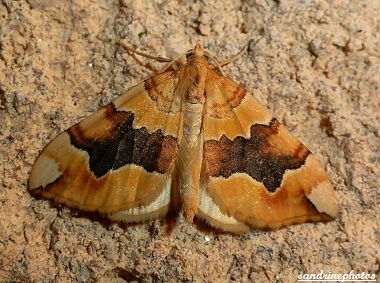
(29, 74), (182, 222)
(198, 71), (338, 231)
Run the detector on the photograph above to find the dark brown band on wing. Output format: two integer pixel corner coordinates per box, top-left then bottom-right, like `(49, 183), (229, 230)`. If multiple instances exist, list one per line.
(204, 118), (310, 192)
(68, 103), (178, 178)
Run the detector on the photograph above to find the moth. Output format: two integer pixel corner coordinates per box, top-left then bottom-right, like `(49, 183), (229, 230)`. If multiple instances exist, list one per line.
(28, 43), (338, 233)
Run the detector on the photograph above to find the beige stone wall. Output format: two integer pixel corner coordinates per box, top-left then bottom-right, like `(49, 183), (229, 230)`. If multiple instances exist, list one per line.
(0, 0), (379, 282)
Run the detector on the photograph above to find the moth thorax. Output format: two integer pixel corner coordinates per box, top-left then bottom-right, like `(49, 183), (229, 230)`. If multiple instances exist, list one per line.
(183, 62), (208, 104)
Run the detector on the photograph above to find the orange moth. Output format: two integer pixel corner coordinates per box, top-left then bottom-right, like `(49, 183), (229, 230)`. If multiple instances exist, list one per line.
(28, 43), (338, 232)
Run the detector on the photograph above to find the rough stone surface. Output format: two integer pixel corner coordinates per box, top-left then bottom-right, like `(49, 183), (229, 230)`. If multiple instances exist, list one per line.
(0, 0), (379, 282)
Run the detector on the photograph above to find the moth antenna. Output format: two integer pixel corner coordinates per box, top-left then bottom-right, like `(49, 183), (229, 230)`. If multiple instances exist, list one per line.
(217, 45), (248, 67)
(211, 39), (257, 69)
(160, 50), (192, 72)
(118, 40), (191, 72)
(117, 41), (172, 62)
(204, 51), (226, 76)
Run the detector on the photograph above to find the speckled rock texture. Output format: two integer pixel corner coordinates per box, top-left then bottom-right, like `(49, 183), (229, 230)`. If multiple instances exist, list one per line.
(0, 0), (379, 282)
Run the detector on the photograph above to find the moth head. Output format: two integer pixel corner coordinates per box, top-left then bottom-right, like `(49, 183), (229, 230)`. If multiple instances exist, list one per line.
(185, 45), (224, 74)
(193, 44), (205, 56)
(186, 44), (209, 60)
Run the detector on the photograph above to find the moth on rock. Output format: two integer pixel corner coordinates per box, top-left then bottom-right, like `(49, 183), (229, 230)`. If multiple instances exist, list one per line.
(28, 43), (338, 233)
